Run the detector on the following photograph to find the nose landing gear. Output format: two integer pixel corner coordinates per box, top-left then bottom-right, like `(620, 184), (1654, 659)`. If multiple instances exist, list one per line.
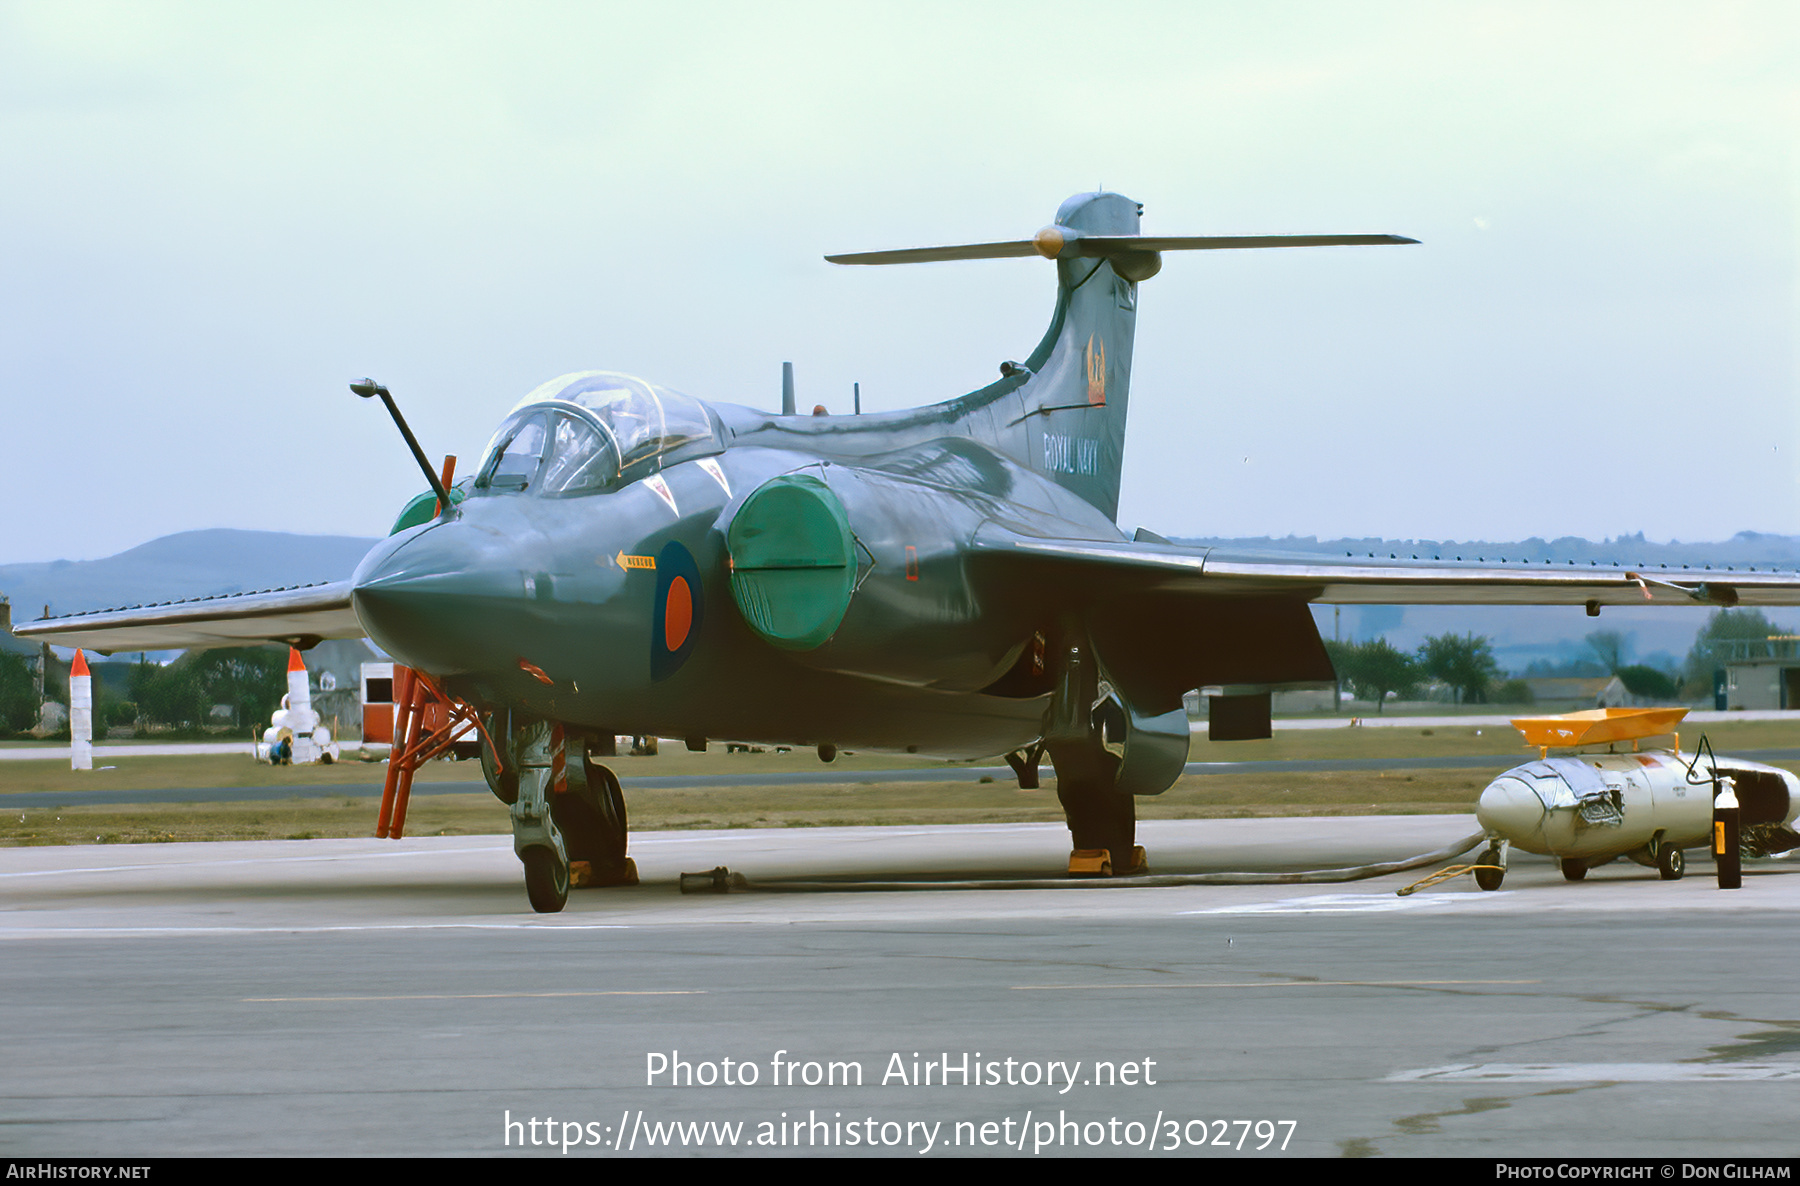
(498, 721), (638, 912)
(509, 720), (571, 913)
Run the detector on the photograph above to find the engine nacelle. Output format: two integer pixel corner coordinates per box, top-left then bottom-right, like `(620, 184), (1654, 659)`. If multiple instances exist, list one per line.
(724, 465), (1038, 692)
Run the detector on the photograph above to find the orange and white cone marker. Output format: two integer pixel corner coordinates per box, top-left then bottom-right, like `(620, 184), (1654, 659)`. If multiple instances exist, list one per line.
(69, 649), (93, 771)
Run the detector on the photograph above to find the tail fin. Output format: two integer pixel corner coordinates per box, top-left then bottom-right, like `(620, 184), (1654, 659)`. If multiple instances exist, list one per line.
(828, 192), (1414, 521)
(1006, 192), (1145, 521)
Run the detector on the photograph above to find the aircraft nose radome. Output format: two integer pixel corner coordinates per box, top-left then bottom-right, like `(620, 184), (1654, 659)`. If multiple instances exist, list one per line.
(1477, 774), (1547, 843)
(351, 522), (530, 674)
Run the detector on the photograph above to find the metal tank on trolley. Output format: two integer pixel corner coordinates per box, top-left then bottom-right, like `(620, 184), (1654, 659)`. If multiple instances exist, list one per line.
(1472, 709), (1800, 888)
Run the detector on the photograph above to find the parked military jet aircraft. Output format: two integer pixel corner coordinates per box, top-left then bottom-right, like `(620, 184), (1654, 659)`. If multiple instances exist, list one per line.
(26, 191), (1800, 911)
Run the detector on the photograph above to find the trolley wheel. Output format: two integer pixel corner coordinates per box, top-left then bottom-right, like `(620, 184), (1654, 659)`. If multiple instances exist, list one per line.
(1474, 849), (1505, 892)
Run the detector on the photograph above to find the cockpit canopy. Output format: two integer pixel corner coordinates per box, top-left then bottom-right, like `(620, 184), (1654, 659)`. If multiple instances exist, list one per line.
(474, 371), (721, 497)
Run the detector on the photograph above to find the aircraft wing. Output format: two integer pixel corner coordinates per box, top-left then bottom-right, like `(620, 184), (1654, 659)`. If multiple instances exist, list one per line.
(971, 533), (1800, 609)
(10, 581), (362, 654)
(963, 532), (1800, 714)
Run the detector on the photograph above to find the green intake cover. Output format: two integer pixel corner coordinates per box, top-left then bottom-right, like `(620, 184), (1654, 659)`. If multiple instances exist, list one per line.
(728, 474), (854, 651)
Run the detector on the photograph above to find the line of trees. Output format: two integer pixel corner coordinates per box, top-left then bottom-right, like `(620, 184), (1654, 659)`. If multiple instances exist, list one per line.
(0, 651), (39, 734)
(1326, 632), (1501, 712)
(1681, 608), (1784, 697)
(126, 647), (290, 731)
(1328, 608), (1787, 712)
(0, 645), (296, 738)
(1580, 628), (1680, 700)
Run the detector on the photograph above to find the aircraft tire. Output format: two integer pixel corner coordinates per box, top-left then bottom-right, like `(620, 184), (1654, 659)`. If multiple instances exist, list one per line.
(1658, 845), (1684, 881)
(1474, 849), (1504, 892)
(595, 763), (628, 855)
(1055, 779), (1138, 876)
(523, 847), (569, 913)
(1560, 858), (1588, 882)
(577, 755), (629, 866)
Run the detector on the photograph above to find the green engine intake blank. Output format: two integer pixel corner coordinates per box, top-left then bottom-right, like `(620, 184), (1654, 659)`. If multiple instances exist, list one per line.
(727, 474), (854, 651)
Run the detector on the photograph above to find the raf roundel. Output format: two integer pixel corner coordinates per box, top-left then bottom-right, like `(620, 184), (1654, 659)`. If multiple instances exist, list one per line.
(651, 540), (703, 681)
(664, 577), (693, 651)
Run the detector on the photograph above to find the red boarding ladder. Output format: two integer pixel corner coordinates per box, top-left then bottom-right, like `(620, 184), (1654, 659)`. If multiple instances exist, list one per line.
(375, 666), (493, 839)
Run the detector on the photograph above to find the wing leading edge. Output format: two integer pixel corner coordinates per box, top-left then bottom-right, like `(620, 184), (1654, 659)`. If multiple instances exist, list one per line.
(969, 532), (1800, 609)
(11, 581), (361, 654)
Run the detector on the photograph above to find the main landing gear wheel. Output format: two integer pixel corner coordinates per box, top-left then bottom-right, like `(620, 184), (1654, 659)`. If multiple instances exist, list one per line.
(566, 753), (637, 887)
(523, 847), (569, 913)
(1474, 848), (1505, 892)
(1658, 845), (1684, 881)
(1561, 858), (1588, 882)
(1056, 780), (1143, 877)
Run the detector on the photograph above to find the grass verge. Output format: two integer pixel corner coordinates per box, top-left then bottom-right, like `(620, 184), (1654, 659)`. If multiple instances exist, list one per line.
(3, 718), (1794, 846)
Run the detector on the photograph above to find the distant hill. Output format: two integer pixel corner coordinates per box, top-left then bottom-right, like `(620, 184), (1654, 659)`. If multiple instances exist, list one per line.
(0, 530), (380, 624)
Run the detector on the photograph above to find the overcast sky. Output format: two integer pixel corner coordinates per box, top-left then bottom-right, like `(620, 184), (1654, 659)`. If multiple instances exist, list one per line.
(2, 1), (1794, 564)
